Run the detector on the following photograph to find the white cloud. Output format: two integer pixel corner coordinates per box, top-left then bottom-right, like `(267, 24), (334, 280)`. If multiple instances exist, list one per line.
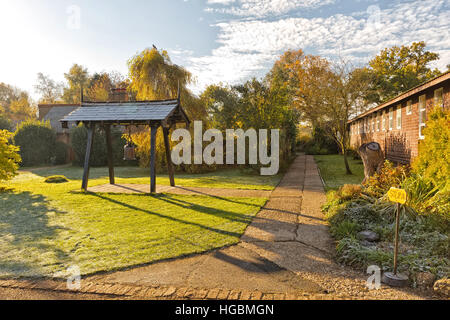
(207, 0), (236, 4)
(206, 0), (336, 18)
(186, 0), (449, 93)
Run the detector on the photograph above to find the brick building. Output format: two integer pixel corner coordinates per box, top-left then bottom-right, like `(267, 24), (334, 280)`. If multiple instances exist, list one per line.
(349, 71), (450, 164)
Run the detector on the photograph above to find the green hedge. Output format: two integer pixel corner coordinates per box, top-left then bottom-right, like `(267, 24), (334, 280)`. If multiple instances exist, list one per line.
(13, 120), (56, 167)
(53, 141), (69, 165)
(0, 116), (12, 132)
(70, 125), (127, 167)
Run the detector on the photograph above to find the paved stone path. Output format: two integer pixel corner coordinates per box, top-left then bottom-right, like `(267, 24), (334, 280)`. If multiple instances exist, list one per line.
(2, 155), (437, 300)
(87, 184), (272, 198)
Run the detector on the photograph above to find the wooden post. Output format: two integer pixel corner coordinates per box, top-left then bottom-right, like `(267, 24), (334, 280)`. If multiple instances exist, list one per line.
(105, 125), (115, 185)
(81, 123), (95, 191)
(163, 126), (175, 187)
(393, 202), (401, 275)
(150, 125), (158, 193)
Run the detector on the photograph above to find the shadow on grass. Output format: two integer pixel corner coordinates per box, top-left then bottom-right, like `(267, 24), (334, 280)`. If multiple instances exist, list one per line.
(0, 191), (69, 278)
(170, 187), (266, 207)
(89, 193), (248, 239)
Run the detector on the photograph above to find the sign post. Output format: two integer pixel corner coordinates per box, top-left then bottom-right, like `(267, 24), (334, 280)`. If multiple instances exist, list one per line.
(382, 187), (409, 287)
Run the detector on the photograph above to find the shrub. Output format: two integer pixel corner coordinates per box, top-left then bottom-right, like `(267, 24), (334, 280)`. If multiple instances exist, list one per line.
(0, 130), (21, 182)
(330, 220), (360, 240)
(132, 128), (217, 174)
(402, 174), (450, 217)
(71, 125), (127, 167)
(13, 120), (56, 167)
(53, 141), (69, 165)
(413, 107), (450, 189)
(338, 184), (362, 201)
(363, 160), (409, 198)
(45, 175), (69, 183)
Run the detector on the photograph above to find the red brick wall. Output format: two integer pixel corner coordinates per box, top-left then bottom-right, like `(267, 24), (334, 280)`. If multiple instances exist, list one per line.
(350, 80), (449, 164)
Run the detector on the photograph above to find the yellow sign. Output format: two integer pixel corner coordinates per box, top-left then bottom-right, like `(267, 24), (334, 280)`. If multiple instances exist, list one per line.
(387, 187), (407, 204)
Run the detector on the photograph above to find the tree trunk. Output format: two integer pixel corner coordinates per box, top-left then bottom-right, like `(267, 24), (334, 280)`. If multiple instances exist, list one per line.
(343, 148), (353, 175)
(358, 142), (384, 184)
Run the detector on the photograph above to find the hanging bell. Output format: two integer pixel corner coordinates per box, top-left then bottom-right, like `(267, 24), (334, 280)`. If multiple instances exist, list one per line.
(123, 142), (137, 161)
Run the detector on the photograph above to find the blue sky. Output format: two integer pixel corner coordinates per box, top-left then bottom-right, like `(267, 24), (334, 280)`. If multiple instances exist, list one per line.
(0, 0), (449, 100)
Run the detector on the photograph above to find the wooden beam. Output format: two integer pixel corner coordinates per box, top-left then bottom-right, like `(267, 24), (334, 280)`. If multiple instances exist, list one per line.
(150, 125), (158, 193)
(81, 123), (95, 191)
(105, 125), (115, 185)
(163, 126), (175, 187)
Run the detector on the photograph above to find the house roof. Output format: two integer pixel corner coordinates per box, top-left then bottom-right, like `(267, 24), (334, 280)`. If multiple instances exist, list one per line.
(349, 70), (450, 123)
(60, 99), (190, 126)
(42, 105), (79, 133)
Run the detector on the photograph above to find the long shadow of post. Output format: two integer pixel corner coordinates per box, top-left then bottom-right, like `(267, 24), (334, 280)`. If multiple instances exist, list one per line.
(89, 193), (245, 238)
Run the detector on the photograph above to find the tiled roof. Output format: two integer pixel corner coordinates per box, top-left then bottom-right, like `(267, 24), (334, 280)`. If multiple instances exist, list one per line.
(61, 100), (181, 123)
(349, 70), (450, 123)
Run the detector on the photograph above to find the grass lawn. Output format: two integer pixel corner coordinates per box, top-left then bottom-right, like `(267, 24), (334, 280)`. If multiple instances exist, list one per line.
(0, 167), (271, 278)
(28, 166), (282, 191)
(314, 155), (365, 191)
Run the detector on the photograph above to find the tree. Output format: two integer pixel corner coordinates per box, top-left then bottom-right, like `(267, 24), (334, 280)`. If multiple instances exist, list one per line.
(272, 50), (371, 174)
(268, 50), (332, 125)
(363, 42), (441, 104)
(0, 83), (29, 115)
(34, 73), (63, 104)
(62, 64), (90, 103)
(200, 84), (240, 130)
(200, 78), (299, 167)
(9, 97), (36, 121)
(128, 47), (206, 120)
(85, 72), (113, 102)
(0, 130), (21, 181)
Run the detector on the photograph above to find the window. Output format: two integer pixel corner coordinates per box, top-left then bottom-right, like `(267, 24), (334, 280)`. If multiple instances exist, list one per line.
(434, 88), (444, 107)
(396, 105), (402, 129)
(406, 100), (412, 115)
(419, 94), (426, 139)
(382, 110), (386, 131)
(372, 116), (375, 132)
(376, 112), (380, 132)
(389, 108), (393, 130)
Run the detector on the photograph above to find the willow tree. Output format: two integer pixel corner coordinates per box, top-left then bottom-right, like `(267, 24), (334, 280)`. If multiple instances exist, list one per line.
(128, 48), (206, 120)
(127, 48), (207, 169)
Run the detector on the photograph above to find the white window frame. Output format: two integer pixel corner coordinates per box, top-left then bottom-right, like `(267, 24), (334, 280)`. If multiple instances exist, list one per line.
(382, 110), (386, 131)
(406, 100), (413, 115)
(389, 108), (393, 131)
(396, 105), (402, 129)
(376, 112), (380, 132)
(434, 87), (444, 108)
(419, 94), (426, 140)
(372, 116), (375, 132)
